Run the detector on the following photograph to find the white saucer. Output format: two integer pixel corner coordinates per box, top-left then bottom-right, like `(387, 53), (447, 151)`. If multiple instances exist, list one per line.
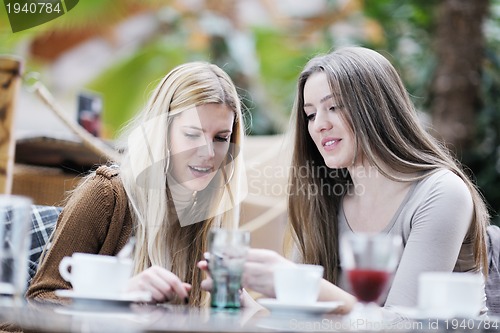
(54, 307), (142, 318)
(257, 298), (343, 315)
(390, 306), (479, 320)
(55, 289), (152, 304)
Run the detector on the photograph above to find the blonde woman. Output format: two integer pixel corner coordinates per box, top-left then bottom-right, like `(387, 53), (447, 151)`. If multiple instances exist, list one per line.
(242, 47), (489, 314)
(27, 62), (246, 307)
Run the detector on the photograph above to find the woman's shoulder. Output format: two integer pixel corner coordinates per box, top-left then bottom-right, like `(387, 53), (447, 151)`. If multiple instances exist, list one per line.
(69, 165), (124, 204)
(94, 164), (120, 180)
(86, 165), (122, 189)
(416, 168), (472, 203)
(400, 168), (474, 232)
(420, 168), (467, 189)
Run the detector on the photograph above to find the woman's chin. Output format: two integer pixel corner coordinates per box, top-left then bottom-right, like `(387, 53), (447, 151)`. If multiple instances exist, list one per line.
(183, 175), (216, 192)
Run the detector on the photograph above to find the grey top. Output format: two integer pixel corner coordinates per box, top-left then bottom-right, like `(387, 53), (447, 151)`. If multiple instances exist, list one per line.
(486, 225), (500, 315)
(338, 169), (483, 308)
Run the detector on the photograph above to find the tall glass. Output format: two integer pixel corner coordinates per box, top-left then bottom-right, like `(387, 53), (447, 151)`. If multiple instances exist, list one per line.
(0, 195), (32, 305)
(207, 228), (250, 309)
(340, 233), (402, 328)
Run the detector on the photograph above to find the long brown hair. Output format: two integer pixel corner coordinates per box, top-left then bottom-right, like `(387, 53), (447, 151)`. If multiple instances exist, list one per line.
(288, 47), (489, 283)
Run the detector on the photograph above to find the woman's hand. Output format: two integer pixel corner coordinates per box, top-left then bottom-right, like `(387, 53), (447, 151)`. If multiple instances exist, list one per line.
(197, 258), (213, 292)
(242, 249), (294, 298)
(126, 265), (191, 303)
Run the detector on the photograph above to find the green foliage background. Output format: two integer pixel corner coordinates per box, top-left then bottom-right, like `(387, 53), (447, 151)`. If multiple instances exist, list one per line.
(1, 0), (500, 223)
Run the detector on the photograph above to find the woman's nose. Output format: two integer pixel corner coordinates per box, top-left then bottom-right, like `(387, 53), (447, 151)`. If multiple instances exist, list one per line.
(198, 138), (215, 158)
(312, 110), (333, 133)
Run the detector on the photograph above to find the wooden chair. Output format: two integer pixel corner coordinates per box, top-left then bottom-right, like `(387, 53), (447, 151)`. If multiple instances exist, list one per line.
(0, 56), (23, 194)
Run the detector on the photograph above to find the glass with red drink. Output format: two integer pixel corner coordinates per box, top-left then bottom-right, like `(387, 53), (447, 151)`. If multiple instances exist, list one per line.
(340, 233), (402, 328)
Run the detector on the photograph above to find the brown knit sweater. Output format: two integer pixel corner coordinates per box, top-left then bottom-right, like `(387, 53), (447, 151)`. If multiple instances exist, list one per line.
(26, 165), (133, 302)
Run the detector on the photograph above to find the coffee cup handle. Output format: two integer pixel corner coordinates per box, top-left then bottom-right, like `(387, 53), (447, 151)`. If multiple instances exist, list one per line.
(58, 256), (73, 282)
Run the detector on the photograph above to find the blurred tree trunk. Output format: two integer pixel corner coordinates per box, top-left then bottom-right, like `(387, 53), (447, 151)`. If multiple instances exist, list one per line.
(430, 0), (489, 153)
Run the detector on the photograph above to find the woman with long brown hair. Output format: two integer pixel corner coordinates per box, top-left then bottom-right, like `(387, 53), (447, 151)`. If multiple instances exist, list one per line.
(242, 46), (489, 314)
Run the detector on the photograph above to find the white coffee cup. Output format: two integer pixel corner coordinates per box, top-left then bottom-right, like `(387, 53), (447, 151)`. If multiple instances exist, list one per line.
(418, 272), (483, 318)
(58, 253), (133, 298)
(273, 264), (324, 305)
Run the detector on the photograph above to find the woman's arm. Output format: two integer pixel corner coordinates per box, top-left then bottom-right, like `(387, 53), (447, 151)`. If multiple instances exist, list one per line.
(385, 171), (474, 308)
(318, 279), (357, 314)
(243, 249), (357, 313)
(26, 167), (132, 301)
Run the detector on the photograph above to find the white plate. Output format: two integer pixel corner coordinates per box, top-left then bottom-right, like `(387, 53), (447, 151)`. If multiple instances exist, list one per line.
(55, 289), (152, 304)
(257, 298), (343, 315)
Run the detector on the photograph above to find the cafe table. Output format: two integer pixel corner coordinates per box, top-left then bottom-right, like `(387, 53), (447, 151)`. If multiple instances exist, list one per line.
(0, 298), (498, 333)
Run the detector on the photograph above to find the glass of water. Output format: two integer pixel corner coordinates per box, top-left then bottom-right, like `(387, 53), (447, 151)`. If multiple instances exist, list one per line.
(0, 195), (32, 304)
(207, 228), (250, 309)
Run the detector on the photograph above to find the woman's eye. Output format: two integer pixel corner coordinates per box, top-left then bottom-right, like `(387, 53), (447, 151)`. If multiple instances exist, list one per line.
(306, 113), (316, 121)
(329, 105), (343, 112)
(214, 136), (230, 143)
(185, 132), (200, 139)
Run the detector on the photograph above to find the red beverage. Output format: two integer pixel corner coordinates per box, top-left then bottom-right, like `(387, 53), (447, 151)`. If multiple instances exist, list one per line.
(347, 269), (390, 302)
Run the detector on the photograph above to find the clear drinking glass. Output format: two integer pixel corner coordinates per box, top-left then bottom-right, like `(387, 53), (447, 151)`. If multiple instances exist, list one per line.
(0, 195), (32, 305)
(340, 233), (402, 328)
(207, 228), (250, 309)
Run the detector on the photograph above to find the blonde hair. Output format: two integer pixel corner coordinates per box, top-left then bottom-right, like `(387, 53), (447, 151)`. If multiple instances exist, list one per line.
(288, 47), (489, 283)
(118, 62), (245, 306)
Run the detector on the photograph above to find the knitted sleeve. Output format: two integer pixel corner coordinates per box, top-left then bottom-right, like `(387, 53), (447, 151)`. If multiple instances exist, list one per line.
(26, 166), (132, 302)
